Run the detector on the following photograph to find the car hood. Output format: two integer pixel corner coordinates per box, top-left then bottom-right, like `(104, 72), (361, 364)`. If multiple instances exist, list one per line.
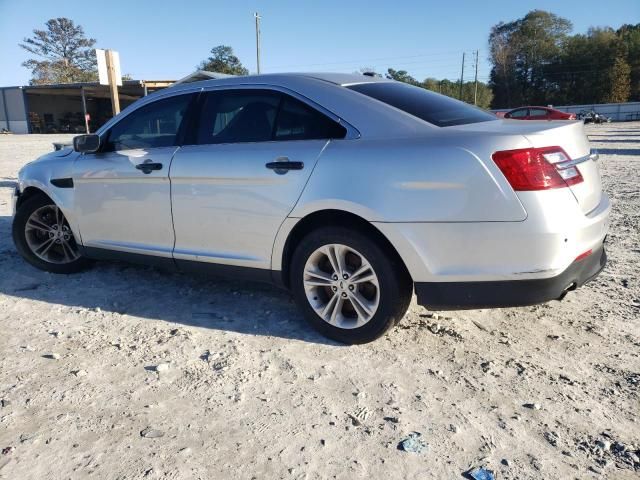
(29, 146), (75, 164)
(18, 146), (77, 181)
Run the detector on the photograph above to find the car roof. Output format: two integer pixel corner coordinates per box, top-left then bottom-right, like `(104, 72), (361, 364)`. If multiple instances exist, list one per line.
(511, 106), (555, 111)
(97, 72), (426, 138)
(168, 72), (391, 92)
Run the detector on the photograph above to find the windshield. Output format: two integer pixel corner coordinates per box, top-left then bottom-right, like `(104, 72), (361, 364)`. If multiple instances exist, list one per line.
(346, 82), (496, 127)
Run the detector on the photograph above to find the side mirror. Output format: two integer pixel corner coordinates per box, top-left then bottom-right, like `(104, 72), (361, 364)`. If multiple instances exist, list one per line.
(73, 134), (101, 153)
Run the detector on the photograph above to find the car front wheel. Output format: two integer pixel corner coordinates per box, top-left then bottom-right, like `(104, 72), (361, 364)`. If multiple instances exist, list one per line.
(12, 194), (89, 274)
(290, 226), (412, 344)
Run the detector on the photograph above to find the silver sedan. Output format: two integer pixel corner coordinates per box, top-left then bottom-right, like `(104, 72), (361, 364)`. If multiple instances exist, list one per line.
(11, 73), (610, 343)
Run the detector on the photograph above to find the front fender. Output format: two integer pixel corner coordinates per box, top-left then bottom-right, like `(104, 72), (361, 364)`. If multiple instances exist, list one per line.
(17, 153), (82, 244)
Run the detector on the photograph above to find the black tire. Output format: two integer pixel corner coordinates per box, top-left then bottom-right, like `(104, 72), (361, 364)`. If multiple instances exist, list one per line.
(290, 226), (412, 344)
(12, 194), (90, 274)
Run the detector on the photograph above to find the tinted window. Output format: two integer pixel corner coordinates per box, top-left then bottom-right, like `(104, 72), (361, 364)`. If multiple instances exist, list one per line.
(195, 90), (346, 145)
(275, 97), (346, 141)
(197, 91), (280, 144)
(529, 108), (548, 117)
(106, 94), (193, 151)
(509, 108), (529, 118)
(346, 82), (495, 127)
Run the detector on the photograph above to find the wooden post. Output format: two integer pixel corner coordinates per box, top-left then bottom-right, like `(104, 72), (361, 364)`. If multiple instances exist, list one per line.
(106, 50), (120, 116)
(81, 87), (90, 133)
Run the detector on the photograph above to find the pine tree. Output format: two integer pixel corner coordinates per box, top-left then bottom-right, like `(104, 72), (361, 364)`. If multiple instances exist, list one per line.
(606, 54), (631, 103)
(20, 18), (97, 85)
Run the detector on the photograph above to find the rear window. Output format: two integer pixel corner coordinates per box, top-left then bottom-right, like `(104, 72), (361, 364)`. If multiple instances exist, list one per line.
(346, 82), (496, 127)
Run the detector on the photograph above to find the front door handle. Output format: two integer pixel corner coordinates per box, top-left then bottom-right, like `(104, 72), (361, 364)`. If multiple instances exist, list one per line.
(265, 159), (304, 173)
(135, 161), (163, 174)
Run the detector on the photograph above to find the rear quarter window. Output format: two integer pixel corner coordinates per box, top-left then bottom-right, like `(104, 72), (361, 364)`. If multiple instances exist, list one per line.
(346, 82), (496, 127)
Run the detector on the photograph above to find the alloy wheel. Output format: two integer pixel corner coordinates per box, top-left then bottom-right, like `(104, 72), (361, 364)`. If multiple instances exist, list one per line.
(24, 205), (80, 264)
(303, 243), (380, 329)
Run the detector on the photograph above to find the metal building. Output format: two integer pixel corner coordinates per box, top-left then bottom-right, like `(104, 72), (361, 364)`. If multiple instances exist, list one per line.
(0, 79), (174, 134)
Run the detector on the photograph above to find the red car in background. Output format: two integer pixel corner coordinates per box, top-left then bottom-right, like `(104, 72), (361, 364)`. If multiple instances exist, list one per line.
(502, 106), (576, 120)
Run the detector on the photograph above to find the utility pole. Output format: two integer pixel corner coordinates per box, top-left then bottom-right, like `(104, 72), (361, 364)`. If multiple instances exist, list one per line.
(459, 52), (465, 101)
(254, 12), (262, 74)
(473, 49), (479, 106)
(106, 49), (120, 115)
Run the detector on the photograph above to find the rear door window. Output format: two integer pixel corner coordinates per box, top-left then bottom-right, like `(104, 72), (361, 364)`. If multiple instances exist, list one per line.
(346, 82), (495, 127)
(194, 89), (346, 144)
(529, 108), (548, 118)
(274, 96), (346, 141)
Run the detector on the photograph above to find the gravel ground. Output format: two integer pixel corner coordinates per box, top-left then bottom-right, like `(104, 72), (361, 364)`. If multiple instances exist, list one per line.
(0, 123), (638, 479)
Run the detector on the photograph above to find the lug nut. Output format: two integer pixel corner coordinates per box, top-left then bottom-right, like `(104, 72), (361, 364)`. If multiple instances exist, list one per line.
(332, 274), (338, 280)
(349, 285), (354, 291)
(343, 274), (349, 279)
(341, 292), (347, 298)
(332, 286), (338, 292)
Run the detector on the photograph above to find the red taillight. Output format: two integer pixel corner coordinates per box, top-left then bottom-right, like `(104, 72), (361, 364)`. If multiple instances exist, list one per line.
(491, 146), (584, 191)
(574, 249), (592, 262)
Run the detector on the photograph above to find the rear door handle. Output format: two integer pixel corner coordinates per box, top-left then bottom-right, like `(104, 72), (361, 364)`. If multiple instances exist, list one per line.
(265, 160), (304, 173)
(135, 161), (163, 174)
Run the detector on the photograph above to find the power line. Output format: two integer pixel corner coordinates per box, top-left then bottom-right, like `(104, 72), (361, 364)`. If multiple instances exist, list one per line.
(266, 49), (486, 70)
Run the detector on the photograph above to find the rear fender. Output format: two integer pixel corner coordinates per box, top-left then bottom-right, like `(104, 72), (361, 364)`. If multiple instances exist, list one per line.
(291, 137), (528, 222)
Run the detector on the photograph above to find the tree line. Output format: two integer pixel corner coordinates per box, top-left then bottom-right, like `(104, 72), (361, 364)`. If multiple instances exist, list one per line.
(19, 14), (638, 111)
(17, 19), (249, 85)
(358, 68), (493, 109)
(489, 10), (639, 108)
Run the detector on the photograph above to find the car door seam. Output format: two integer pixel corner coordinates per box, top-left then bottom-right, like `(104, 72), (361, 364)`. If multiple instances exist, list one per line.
(268, 139), (331, 271)
(168, 145), (181, 265)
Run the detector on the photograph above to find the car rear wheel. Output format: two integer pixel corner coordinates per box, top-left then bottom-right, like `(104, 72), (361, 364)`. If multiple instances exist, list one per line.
(13, 194), (89, 274)
(290, 226), (412, 344)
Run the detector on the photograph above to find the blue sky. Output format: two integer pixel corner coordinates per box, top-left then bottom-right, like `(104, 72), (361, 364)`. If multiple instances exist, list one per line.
(0, 0), (637, 86)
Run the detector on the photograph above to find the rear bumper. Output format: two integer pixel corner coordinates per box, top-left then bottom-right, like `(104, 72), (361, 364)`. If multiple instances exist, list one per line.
(415, 243), (606, 310)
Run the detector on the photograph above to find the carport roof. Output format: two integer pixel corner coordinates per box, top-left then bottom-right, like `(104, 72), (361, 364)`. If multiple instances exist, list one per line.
(19, 79), (175, 91)
(15, 80), (175, 101)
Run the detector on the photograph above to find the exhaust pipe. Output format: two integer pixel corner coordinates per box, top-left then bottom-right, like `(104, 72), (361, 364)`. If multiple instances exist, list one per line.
(557, 282), (577, 301)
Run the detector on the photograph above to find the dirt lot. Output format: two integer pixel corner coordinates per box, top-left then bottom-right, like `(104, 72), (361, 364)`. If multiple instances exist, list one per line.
(0, 123), (638, 480)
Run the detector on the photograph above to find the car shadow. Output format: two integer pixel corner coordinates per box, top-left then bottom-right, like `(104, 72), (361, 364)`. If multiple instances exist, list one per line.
(0, 214), (342, 346)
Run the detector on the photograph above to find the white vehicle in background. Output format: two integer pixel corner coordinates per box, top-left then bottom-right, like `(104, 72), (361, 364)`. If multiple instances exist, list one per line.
(11, 73), (610, 344)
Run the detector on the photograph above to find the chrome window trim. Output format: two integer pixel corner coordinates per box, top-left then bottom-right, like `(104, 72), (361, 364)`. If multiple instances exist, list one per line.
(198, 83), (361, 140)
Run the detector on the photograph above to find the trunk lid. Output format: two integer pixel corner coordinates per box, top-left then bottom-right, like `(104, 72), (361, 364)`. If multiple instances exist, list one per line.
(519, 121), (601, 214)
(451, 120), (601, 214)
